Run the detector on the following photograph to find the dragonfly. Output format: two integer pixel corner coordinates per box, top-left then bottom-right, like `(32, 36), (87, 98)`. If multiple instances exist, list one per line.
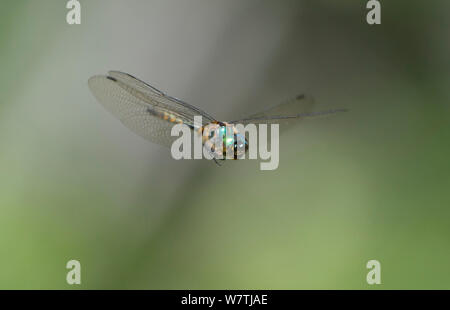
(88, 71), (347, 163)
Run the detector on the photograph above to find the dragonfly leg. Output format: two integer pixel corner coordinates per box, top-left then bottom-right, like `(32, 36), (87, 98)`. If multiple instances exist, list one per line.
(213, 158), (223, 166)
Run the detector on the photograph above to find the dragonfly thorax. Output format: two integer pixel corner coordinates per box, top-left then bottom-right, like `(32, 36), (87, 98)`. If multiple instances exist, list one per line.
(200, 121), (249, 160)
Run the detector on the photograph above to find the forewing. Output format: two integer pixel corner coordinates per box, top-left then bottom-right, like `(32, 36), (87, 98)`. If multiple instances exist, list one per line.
(108, 71), (216, 123)
(229, 94), (315, 132)
(88, 73), (214, 147)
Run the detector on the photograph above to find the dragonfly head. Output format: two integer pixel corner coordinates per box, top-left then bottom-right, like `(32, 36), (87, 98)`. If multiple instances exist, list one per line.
(203, 122), (248, 160)
(228, 130), (249, 160)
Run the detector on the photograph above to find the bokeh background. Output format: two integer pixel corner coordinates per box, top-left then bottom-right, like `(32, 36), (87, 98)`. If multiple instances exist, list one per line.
(0, 0), (449, 289)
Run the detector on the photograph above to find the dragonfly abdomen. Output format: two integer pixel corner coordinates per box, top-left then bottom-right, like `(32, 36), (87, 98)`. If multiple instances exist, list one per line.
(147, 108), (183, 124)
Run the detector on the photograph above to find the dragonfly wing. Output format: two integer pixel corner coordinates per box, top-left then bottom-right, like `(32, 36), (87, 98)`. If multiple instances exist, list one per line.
(108, 71), (216, 123)
(229, 94), (315, 132)
(88, 72), (215, 148)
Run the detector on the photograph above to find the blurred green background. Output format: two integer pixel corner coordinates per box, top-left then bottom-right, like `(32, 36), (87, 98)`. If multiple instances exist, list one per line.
(0, 0), (449, 289)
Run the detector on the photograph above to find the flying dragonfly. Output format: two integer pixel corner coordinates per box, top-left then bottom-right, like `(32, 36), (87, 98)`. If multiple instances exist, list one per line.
(88, 71), (347, 163)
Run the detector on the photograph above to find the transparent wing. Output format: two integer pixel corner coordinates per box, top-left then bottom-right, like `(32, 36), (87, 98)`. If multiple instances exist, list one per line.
(229, 94), (347, 132)
(108, 71), (216, 122)
(88, 71), (216, 148)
